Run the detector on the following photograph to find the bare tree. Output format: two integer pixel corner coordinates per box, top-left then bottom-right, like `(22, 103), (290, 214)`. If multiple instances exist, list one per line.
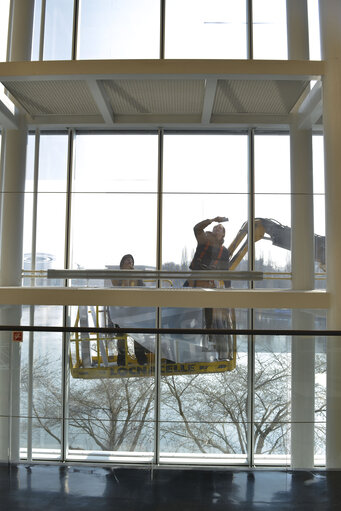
(21, 356), (154, 451)
(21, 348), (326, 457)
(160, 352), (292, 455)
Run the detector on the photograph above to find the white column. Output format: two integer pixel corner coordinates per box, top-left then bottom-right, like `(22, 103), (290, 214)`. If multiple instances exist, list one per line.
(0, 0), (34, 462)
(290, 123), (315, 469)
(286, 0), (310, 60)
(287, 0), (315, 469)
(319, 0), (341, 470)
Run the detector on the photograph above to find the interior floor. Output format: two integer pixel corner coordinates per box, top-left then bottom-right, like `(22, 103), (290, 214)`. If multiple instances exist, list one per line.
(0, 463), (339, 510)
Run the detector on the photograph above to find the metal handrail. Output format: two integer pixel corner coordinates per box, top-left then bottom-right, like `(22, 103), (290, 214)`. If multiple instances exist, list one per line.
(4, 325), (337, 336)
(46, 269), (264, 281)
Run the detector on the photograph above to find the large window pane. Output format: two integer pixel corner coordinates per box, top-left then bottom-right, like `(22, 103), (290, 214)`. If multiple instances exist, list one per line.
(31, 0), (43, 61)
(37, 135), (68, 270)
(43, 0), (74, 60)
(20, 305), (63, 461)
(68, 378), (155, 459)
(253, 0), (287, 59)
(77, 0), (160, 59)
(165, 0), (247, 59)
(254, 135), (291, 286)
(313, 135), (325, 288)
(163, 134), (248, 282)
(68, 305), (155, 461)
(71, 134), (158, 270)
(254, 334), (291, 465)
(308, 0), (321, 61)
(160, 331), (248, 463)
(23, 135), (36, 271)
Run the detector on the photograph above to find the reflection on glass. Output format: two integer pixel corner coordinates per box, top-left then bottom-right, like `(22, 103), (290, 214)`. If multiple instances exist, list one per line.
(77, 0), (160, 59)
(253, 0), (287, 59)
(43, 0), (74, 60)
(165, 0), (247, 58)
(254, 335), (291, 462)
(254, 308), (292, 330)
(161, 308), (237, 365)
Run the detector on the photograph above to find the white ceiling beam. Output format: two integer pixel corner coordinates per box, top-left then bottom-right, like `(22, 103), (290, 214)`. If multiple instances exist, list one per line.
(0, 286), (329, 309)
(297, 81), (323, 129)
(0, 59), (325, 82)
(87, 79), (115, 125)
(26, 113), (294, 131)
(201, 79), (217, 124)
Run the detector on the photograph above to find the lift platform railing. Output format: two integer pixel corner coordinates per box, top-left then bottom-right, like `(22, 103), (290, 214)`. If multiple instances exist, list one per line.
(46, 269), (263, 281)
(69, 305), (237, 379)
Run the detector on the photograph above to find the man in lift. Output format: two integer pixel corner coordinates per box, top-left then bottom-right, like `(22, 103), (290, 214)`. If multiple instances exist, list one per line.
(186, 216), (232, 358)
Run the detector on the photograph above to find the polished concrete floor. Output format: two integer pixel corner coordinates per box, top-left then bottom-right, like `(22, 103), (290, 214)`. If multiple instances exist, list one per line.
(0, 463), (339, 510)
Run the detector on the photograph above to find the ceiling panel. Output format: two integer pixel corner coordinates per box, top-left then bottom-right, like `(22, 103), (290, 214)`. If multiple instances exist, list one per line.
(213, 79), (309, 114)
(3, 80), (99, 116)
(102, 79), (205, 114)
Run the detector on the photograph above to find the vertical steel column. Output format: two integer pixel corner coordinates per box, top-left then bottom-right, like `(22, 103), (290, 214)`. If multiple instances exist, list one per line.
(154, 129), (164, 466)
(247, 0), (253, 60)
(319, 0), (341, 469)
(247, 128), (255, 466)
(287, 0), (315, 469)
(27, 129), (40, 462)
(39, 0), (47, 61)
(61, 129), (75, 462)
(71, 0), (80, 60)
(159, 0), (166, 59)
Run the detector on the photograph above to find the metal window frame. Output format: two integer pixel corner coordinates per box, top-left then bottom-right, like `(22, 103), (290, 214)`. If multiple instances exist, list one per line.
(28, 128), (303, 467)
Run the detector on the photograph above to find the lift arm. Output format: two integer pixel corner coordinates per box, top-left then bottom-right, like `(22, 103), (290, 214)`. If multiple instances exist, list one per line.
(227, 218), (325, 270)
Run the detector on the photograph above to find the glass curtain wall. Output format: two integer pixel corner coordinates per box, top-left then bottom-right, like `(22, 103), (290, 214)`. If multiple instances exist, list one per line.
(254, 134), (291, 288)
(21, 133), (68, 460)
(29, 0), (321, 62)
(19, 130), (326, 464)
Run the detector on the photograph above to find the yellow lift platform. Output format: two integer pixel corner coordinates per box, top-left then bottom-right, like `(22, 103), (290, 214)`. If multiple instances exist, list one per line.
(69, 306), (237, 379)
